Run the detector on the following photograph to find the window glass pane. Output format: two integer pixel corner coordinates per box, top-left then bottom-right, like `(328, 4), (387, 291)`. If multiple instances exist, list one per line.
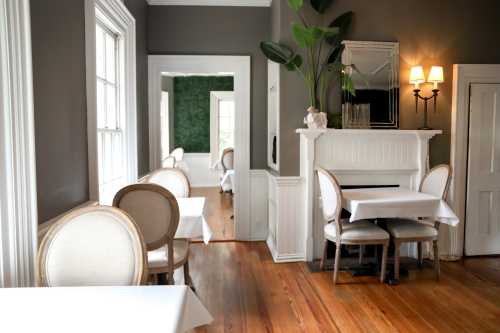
(106, 85), (117, 129)
(105, 33), (116, 83)
(95, 26), (105, 79)
(219, 100), (234, 117)
(96, 80), (106, 128)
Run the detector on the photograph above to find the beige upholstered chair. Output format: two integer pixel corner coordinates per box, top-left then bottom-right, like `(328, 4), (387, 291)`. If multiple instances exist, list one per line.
(386, 164), (452, 281)
(317, 167), (389, 284)
(170, 147), (184, 162)
(162, 155), (176, 168)
(142, 167), (191, 198)
(113, 183), (192, 286)
(37, 206), (147, 287)
(220, 148), (234, 173)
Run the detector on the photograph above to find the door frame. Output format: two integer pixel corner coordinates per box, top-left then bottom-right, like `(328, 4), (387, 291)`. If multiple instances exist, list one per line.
(448, 64), (500, 259)
(0, 0), (38, 287)
(148, 55), (251, 240)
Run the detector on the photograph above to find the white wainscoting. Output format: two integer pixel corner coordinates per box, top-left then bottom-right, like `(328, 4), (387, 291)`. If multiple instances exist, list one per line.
(266, 174), (305, 262)
(183, 153), (220, 187)
(249, 170), (269, 241)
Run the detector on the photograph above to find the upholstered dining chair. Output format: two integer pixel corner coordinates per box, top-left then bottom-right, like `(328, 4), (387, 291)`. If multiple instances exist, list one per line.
(162, 155), (176, 168)
(221, 148), (234, 173)
(170, 147), (184, 162)
(317, 167), (390, 284)
(142, 167), (191, 198)
(386, 164), (452, 281)
(37, 206), (147, 287)
(113, 183), (192, 287)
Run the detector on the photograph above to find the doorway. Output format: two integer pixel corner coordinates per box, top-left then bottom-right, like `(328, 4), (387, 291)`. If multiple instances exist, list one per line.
(159, 73), (236, 240)
(148, 55), (251, 241)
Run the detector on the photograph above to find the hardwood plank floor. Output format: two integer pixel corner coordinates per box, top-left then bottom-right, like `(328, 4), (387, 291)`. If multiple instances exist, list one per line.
(189, 242), (500, 333)
(191, 187), (234, 241)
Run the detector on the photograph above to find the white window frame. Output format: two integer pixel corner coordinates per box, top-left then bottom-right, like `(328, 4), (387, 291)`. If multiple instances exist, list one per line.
(85, 0), (137, 202)
(210, 91), (235, 167)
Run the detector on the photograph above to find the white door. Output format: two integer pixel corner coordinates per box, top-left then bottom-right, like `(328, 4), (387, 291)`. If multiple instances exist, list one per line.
(465, 83), (500, 255)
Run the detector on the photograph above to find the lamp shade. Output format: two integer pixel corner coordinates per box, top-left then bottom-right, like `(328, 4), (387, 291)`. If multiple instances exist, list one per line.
(427, 66), (444, 83)
(409, 66), (425, 85)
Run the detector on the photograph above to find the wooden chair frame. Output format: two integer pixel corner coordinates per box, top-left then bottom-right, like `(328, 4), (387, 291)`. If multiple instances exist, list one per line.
(37, 206), (148, 286)
(113, 183), (192, 286)
(317, 167), (389, 284)
(392, 164), (452, 281)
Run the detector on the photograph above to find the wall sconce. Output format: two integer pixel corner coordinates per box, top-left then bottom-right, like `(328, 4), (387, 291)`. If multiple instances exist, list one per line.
(409, 65), (444, 130)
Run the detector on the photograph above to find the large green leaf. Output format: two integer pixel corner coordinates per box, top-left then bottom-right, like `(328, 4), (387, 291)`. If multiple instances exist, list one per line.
(310, 0), (334, 14)
(326, 11), (354, 45)
(285, 54), (303, 71)
(260, 41), (295, 64)
(327, 44), (344, 64)
(288, 0), (303, 11)
(292, 23), (316, 48)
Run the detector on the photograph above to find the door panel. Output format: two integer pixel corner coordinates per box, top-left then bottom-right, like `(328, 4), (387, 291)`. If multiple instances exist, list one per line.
(465, 83), (500, 255)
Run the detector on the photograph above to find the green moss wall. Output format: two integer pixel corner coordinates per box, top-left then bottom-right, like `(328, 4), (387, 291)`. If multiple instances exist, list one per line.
(174, 76), (234, 152)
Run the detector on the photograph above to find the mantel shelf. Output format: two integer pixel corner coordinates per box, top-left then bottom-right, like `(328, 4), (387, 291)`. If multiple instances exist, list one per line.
(296, 128), (442, 136)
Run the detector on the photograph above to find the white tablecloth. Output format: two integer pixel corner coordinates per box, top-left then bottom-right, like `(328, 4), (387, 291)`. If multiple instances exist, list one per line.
(220, 169), (234, 192)
(342, 187), (459, 226)
(176, 197), (213, 244)
(0, 286), (213, 333)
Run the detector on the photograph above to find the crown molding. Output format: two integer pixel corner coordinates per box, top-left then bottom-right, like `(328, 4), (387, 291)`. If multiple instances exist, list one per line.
(147, 0), (272, 6)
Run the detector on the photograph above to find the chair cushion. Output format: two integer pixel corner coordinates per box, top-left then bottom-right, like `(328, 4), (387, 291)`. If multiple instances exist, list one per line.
(324, 220), (389, 242)
(147, 239), (189, 269)
(386, 219), (438, 239)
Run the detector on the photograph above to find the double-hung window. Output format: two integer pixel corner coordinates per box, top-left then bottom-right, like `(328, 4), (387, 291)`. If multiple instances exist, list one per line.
(95, 19), (126, 204)
(210, 91), (235, 167)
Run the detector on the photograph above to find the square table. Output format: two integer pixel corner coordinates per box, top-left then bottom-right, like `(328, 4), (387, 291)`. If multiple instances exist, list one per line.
(342, 187), (459, 226)
(0, 286), (213, 333)
(176, 197), (213, 244)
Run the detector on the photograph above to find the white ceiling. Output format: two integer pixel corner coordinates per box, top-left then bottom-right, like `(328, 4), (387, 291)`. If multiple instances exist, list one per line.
(147, 0), (272, 6)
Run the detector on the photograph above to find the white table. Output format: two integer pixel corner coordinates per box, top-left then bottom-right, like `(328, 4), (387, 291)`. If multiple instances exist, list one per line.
(0, 286), (213, 333)
(342, 187), (459, 226)
(176, 197), (213, 244)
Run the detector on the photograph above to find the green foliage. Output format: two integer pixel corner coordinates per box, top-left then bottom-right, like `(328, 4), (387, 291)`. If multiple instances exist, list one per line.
(288, 0), (303, 12)
(310, 0), (334, 14)
(173, 76), (233, 152)
(260, 1), (354, 115)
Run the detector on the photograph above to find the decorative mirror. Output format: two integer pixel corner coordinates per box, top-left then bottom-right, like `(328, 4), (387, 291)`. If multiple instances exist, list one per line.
(342, 41), (400, 128)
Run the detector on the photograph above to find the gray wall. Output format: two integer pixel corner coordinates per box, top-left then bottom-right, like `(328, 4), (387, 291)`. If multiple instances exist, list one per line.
(274, 0), (500, 176)
(30, 0), (149, 222)
(147, 6), (270, 169)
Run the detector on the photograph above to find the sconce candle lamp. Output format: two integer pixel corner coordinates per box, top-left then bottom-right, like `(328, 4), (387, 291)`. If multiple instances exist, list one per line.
(410, 65), (444, 130)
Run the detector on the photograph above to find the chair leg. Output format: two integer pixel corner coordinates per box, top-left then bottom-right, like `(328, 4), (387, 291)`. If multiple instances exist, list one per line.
(433, 240), (440, 281)
(417, 242), (423, 268)
(380, 243), (388, 283)
(358, 245), (364, 265)
(333, 243), (341, 285)
(394, 240), (401, 281)
(184, 261), (194, 291)
(320, 240), (328, 270)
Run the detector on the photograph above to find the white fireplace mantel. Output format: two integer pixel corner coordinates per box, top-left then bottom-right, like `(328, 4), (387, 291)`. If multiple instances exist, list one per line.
(297, 128), (442, 261)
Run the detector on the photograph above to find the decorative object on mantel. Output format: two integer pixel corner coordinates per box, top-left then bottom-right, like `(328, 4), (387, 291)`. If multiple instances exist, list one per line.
(259, 0), (355, 127)
(409, 65), (444, 130)
(342, 103), (370, 129)
(304, 106), (327, 129)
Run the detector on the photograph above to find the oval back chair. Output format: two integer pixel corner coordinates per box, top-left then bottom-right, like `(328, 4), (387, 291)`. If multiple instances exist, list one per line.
(37, 206), (147, 287)
(170, 147), (184, 162)
(142, 167), (191, 198)
(113, 183), (192, 286)
(162, 155), (176, 168)
(221, 148), (234, 173)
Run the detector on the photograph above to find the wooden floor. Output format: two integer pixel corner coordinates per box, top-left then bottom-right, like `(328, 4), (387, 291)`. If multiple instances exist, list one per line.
(189, 242), (500, 333)
(192, 187), (234, 241)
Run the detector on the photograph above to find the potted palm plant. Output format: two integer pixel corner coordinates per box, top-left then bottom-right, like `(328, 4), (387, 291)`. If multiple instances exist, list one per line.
(260, 0), (354, 128)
